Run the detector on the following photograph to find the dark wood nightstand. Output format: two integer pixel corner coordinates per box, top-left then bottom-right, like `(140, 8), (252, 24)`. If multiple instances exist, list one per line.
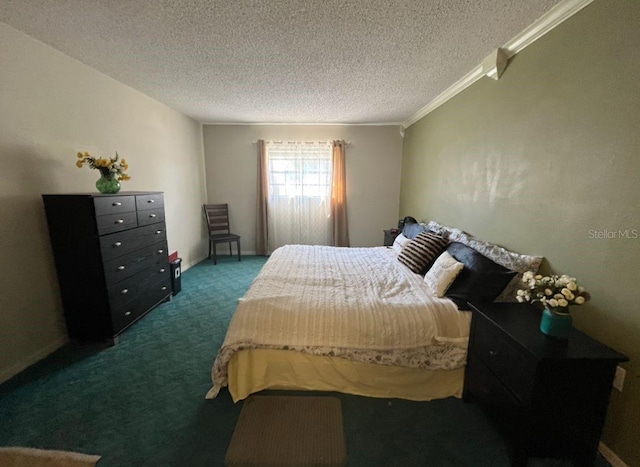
(383, 229), (400, 246)
(464, 302), (628, 467)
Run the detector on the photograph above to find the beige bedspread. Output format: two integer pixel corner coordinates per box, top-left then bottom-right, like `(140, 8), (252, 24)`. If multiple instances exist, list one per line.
(207, 245), (471, 399)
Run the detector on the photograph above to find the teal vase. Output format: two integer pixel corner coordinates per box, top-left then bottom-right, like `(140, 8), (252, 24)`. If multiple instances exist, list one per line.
(540, 307), (572, 339)
(96, 171), (121, 194)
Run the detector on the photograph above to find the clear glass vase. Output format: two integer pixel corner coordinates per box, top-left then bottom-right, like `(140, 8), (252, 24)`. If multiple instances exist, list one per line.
(96, 171), (121, 194)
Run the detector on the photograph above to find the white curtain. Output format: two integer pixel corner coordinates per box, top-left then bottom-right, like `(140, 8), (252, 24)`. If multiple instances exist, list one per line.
(265, 141), (332, 252)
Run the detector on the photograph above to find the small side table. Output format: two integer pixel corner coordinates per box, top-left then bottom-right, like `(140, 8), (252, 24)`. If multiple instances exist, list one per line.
(383, 229), (400, 246)
(464, 301), (628, 466)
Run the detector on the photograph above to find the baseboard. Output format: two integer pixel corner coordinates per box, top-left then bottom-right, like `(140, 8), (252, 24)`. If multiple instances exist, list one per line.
(181, 255), (208, 271)
(599, 442), (628, 467)
(0, 336), (68, 384)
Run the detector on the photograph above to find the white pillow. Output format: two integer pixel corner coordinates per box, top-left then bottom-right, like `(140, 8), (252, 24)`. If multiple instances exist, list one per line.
(392, 233), (411, 254)
(424, 251), (464, 297)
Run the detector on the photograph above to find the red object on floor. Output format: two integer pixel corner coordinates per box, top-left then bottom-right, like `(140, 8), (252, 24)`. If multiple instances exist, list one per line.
(169, 251), (178, 262)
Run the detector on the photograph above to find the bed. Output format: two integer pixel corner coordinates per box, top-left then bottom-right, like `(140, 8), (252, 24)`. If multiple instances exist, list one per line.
(206, 242), (474, 402)
(206, 222), (542, 402)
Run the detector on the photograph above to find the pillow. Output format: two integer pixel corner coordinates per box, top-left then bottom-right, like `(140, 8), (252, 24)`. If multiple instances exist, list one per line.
(397, 231), (448, 274)
(426, 220), (543, 301)
(444, 242), (517, 310)
(424, 251), (464, 297)
(402, 222), (427, 239)
(392, 233), (411, 254)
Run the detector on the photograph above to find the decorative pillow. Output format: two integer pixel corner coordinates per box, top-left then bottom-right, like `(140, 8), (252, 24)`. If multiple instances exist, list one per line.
(444, 242), (518, 310)
(427, 220), (543, 301)
(397, 231), (449, 274)
(392, 233), (411, 254)
(402, 222), (427, 239)
(424, 251), (464, 297)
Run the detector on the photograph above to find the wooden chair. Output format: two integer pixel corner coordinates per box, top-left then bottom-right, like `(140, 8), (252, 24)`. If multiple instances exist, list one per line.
(203, 204), (241, 265)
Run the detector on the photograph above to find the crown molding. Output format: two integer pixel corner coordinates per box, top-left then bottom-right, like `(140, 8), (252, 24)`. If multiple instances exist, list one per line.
(201, 121), (404, 127)
(403, 0), (595, 129)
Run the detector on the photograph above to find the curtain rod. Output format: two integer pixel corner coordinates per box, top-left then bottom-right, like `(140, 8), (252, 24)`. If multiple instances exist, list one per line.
(252, 140), (351, 145)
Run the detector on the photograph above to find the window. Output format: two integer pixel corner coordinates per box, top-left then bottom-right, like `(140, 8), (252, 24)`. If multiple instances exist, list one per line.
(265, 141), (333, 250)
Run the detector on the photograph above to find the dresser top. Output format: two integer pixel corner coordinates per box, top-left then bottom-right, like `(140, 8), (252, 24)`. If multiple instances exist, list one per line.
(42, 191), (163, 198)
(469, 302), (628, 362)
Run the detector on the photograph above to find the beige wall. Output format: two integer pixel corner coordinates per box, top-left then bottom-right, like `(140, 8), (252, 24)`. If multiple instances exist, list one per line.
(400, 1), (639, 464)
(203, 125), (404, 249)
(0, 22), (208, 382)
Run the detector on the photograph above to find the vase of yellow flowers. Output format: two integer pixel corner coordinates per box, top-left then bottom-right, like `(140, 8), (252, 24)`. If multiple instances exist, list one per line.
(76, 151), (130, 194)
(517, 271), (591, 339)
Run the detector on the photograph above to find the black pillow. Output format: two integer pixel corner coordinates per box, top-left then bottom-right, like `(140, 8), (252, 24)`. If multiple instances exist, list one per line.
(445, 242), (517, 310)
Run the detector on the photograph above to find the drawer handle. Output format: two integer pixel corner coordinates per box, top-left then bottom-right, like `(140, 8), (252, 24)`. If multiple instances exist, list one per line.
(149, 214), (157, 218)
(121, 288), (129, 294)
(112, 202), (122, 206)
(159, 268), (165, 273)
(147, 199), (155, 203)
(117, 266), (125, 271)
(488, 350), (499, 357)
(156, 230), (162, 235)
(161, 286), (167, 291)
(157, 249), (164, 254)
(113, 242), (122, 247)
(115, 219), (124, 224)
(124, 311), (131, 316)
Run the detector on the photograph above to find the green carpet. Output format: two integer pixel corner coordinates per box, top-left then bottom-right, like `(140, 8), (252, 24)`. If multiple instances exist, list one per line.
(0, 255), (611, 466)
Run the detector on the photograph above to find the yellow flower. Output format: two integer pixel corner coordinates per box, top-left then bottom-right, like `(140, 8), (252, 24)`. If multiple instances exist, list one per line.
(75, 150), (130, 183)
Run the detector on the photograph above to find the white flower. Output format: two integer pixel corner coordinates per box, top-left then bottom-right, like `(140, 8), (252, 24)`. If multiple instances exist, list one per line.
(520, 271), (590, 308)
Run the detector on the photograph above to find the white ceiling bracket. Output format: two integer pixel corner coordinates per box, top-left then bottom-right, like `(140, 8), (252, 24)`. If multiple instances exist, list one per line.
(483, 48), (508, 80)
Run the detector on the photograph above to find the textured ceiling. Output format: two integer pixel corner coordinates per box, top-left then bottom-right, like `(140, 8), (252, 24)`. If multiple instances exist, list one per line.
(0, 0), (563, 124)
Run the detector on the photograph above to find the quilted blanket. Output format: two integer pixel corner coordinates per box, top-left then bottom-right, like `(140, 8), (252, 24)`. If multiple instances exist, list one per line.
(207, 245), (471, 398)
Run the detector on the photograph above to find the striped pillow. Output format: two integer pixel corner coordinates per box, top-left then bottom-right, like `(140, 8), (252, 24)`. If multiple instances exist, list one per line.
(398, 231), (449, 274)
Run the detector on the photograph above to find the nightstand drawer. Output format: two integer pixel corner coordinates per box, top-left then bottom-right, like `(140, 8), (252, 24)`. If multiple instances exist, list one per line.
(474, 315), (535, 402)
(466, 356), (522, 424)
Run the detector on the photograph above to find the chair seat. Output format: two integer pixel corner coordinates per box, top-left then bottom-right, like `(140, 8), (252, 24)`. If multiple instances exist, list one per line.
(209, 233), (241, 242)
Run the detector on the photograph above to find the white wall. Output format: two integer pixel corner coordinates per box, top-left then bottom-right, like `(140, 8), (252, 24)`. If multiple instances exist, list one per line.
(0, 22), (208, 382)
(202, 125), (404, 250)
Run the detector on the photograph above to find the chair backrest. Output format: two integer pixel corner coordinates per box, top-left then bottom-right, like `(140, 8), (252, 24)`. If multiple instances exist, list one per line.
(203, 204), (232, 235)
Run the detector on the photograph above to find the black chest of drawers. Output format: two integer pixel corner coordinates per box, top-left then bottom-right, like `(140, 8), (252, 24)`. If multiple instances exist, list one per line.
(463, 302), (627, 467)
(42, 192), (171, 343)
